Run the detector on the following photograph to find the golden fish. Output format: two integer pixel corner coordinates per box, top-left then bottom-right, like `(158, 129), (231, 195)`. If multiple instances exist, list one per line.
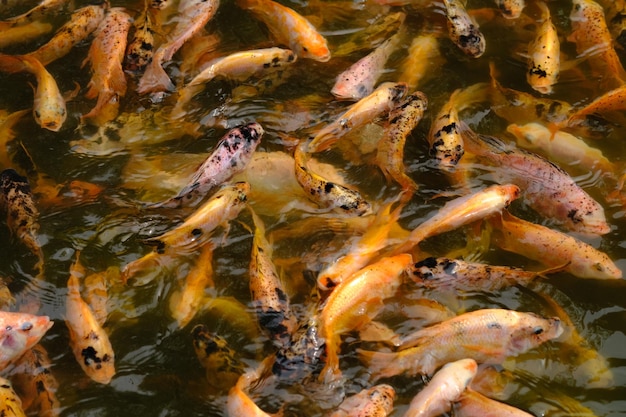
(454, 388), (534, 417)
(144, 182), (250, 253)
(0, 377), (26, 417)
(294, 142), (371, 217)
(236, 0), (330, 62)
(137, 0), (220, 94)
(566, 84), (626, 126)
(333, 12), (405, 57)
(0, 20), (52, 49)
(82, 7), (132, 124)
(358, 309), (563, 380)
(65, 255), (115, 384)
(330, 384), (395, 417)
(0, 109), (28, 169)
(443, 0), (486, 58)
(0, 311), (53, 371)
(0, 0), (65, 29)
(404, 358), (478, 417)
(0, 54), (65, 131)
(226, 357), (279, 417)
(494, 0), (526, 19)
(527, 1), (560, 95)
(25, 4), (107, 67)
(376, 91), (427, 194)
(83, 266), (117, 327)
(319, 253), (413, 383)
(398, 34), (444, 91)
(491, 211), (622, 279)
(124, 8), (156, 73)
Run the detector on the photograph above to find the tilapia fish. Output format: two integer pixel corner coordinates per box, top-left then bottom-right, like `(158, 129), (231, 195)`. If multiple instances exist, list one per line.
(0, 311), (53, 371)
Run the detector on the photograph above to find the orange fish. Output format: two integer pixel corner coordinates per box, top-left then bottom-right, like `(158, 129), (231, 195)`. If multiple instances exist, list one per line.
(454, 388), (534, 417)
(398, 34), (443, 91)
(527, 1), (560, 94)
(0, 21), (52, 49)
(226, 358), (279, 417)
(330, 384), (395, 417)
(0, 311), (53, 371)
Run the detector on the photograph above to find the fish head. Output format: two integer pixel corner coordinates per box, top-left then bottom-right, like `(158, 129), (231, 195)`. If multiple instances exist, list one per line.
(508, 313), (563, 355)
(570, 0), (599, 23)
(32, 96), (66, 132)
(0, 314), (53, 366)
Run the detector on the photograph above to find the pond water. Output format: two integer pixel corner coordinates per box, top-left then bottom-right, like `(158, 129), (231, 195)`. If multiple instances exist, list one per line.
(1, 0), (626, 416)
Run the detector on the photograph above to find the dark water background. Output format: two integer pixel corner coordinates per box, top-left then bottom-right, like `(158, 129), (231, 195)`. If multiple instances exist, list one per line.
(1, 0), (626, 415)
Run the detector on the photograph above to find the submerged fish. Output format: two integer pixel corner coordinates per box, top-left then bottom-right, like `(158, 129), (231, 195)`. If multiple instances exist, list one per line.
(527, 1), (560, 94)
(0, 21), (52, 50)
(0, 311), (53, 371)
(124, 7), (156, 73)
(330, 384), (395, 417)
(455, 388), (534, 417)
(494, 0), (526, 19)
(443, 0), (486, 58)
(0, 377), (26, 417)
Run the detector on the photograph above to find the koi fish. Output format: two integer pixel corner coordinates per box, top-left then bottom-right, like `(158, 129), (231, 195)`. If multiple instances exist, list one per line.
(9, 344), (60, 417)
(404, 358), (478, 417)
(191, 324), (245, 394)
(226, 357), (278, 417)
(0, 377), (26, 417)
(150, 123), (263, 208)
(376, 91), (428, 194)
(0, 169), (44, 272)
(494, 0), (526, 19)
(0, 0), (65, 29)
(490, 211), (622, 280)
(506, 122), (614, 175)
(527, 1), (560, 95)
(319, 253), (413, 383)
(169, 243), (215, 328)
(294, 142), (371, 217)
(172, 48), (296, 117)
(333, 12), (406, 57)
(409, 257), (551, 292)
(568, 0), (626, 89)
(330, 384), (395, 417)
(25, 4), (107, 66)
(0, 21), (52, 49)
(566, 84), (626, 126)
(0, 109), (28, 169)
(83, 266), (117, 327)
(309, 82), (408, 152)
(331, 32), (403, 100)
(144, 182), (250, 253)
(391, 184), (520, 255)
(137, 0), (220, 94)
(65, 255), (115, 384)
(249, 208), (297, 347)
(461, 125), (610, 236)
(82, 7), (132, 124)
(236, 0), (330, 62)
(454, 388), (534, 417)
(398, 34), (444, 91)
(443, 0), (486, 58)
(358, 309), (562, 379)
(0, 311), (53, 371)
(124, 8), (156, 73)
(273, 317), (324, 380)
(0, 54), (65, 131)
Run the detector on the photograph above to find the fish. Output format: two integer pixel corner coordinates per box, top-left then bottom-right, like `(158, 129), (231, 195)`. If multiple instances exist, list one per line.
(273, 317), (324, 379)
(249, 208), (297, 347)
(0, 21), (52, 50)
(566, 84), (626, 126)
(0, 377), (27, 417)
(124, 7), (156, 73)
(390, 183), (520, 255)
(376, 91), (428, 194)
(81, 7), (132, 124)
(0, 277), (14, 310)
(330, 384), (395, 417)
(0, 169), (44, 272)
(25, 4), (107, 66)
(0, 311), (53, 371)
(319, 253), (413, 383)
(0, 109), (29, 169)
(9, 344), (60, 417)
(150, 123), (263, 209)
(172, 48), (297, 117)
(454, 388), (534, 417)
(137, 0), (220, 94)
(331, 31), (403, 100)
(506, 122), (614, 176)
(408, 257), (552, 292)
(235, 0), (330, 62)
(309, 82), (408, 152)
(83, 266), (117, 327)
(333, 12), (406, 57)
(144, 182), (250, 254)
(404, 358), (478, 417)
(294, 142), (371, 217)
(568, 0), (626, 89)
(226, 357), (279, 417)
(461, 125), (611, 236)
(191, 324), (245, 394)
(490, 210), (622, 280)
(358, 308), (563, 380)
(443, 0), (486, 58)
(317, 198), (404, 290)
(0, 0), (65, 29)
(398, 34), (444, 91)
(494, 0), (526, 19)
(169, 243), (215, 328)
(65, 255), (115, 384)
(527, 1), (560, 94)
(0, 54), (65, 131)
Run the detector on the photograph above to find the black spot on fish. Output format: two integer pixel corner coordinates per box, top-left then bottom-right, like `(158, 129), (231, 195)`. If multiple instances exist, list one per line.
(81, 346), (102, 366)
(35, 380), (45, 394)
(415, 257), (438, 269)
(324, 182), (335, 193)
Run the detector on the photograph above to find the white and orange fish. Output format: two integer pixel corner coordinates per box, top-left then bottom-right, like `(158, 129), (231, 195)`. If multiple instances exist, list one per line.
(82, 7), (132, 124)
(358, 309), (562, 380)
(0, 54), (65, 131)
(403, 358), (478, 417)
(0, 311), (53, 371)
(527, 1), (560, 94)
(65, 255), (115, 384)
(319, 253), (413, 383)
(137, 0), (220, 94)
(454, 388), (534, 417)
(331, 384), (395, 417)
(236, 0), (330, 62)
(491, 211), (622, 280)
(443, 0), (485, 58)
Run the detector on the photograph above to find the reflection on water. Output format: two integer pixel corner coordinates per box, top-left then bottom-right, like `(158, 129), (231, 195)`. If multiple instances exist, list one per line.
(1, 0), (626, 415)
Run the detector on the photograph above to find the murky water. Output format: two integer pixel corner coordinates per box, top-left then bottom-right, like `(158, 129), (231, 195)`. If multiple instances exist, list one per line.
(1, 0), (626, 415)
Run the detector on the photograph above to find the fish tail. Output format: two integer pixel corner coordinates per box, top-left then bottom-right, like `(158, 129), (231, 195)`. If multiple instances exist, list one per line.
(137, 58), (175, 95)
(357, 348), (406, 381)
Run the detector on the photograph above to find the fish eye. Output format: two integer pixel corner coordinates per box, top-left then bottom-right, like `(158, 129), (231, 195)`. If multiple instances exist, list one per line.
(532, 327), (544, 335)
(34, 110), (41, 119)
(21, 322), (33, 331)
(302, 47), (309, 52)
(5, 326), (11, 331)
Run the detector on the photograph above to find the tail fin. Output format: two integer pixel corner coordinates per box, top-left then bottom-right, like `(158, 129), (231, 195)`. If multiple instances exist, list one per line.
(357, 348), (406, 381)
(137, 57), (175, 94)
